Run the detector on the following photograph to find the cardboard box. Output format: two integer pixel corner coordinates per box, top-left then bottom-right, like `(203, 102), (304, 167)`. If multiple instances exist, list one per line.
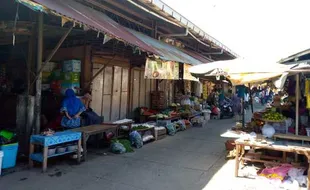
(63, 60), (81, 72)
(62, 72), (80, 83)
(42, 72), (52, 83)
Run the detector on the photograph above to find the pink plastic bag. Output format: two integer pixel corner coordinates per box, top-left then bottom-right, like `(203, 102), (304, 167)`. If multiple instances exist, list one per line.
(259, 164), (293, 181)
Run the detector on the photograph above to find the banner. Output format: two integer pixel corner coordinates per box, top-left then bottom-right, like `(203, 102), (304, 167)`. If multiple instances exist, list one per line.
(145, 59), (179, 80)
(183, 64), (199, 81)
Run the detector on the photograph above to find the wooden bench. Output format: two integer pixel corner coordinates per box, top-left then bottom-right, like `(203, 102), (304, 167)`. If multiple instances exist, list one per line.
(71, 125), (118, 161)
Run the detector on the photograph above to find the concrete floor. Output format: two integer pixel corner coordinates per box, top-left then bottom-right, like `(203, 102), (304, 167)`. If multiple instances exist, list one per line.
(1, 106), (278, 190)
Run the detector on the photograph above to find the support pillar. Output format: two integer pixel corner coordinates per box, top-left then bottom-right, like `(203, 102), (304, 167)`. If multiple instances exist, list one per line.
(34, 12), (43, 134)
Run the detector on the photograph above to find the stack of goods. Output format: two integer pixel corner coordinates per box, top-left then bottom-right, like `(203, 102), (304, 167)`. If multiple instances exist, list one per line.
(151, 91), (165, 110)
(61, 60), (81, 94)
(42, 60), (81, 95)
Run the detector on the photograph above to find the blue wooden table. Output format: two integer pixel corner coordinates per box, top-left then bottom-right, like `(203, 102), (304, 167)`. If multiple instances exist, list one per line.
(29, 131), (82, 172)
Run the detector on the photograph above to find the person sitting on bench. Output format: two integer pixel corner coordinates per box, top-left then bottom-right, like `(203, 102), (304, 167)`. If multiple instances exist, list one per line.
(60, 89), (85, 129)
(80, 91), (102, 126)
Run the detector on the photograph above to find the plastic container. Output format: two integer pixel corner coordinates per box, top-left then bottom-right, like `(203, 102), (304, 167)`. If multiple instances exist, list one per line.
(56, 146), (67, 154)
(0, 151), (3, 175)
(0, 143), (18, 169)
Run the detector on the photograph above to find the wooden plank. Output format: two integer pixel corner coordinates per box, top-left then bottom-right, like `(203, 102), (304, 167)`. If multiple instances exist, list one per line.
(273, 133), (310, 142)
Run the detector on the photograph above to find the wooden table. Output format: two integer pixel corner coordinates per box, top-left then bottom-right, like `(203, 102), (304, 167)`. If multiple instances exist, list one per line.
(102, 120), (134, 138)
(273, 133), (310, 146)
(71, 125), (118, 160)
(29, 131), (82, 172)
(235, 139), (310, 188)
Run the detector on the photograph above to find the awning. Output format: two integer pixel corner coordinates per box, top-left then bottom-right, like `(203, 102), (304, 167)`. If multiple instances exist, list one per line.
(23, 0), (204, 65)
(25, 0), (159, 54)
(127, 29), (203, 65)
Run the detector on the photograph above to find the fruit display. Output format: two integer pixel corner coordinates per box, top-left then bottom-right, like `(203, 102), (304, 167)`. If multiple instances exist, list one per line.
(262, 111), (286, 122)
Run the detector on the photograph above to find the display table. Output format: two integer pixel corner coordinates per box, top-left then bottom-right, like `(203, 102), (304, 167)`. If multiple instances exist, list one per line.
(29, 131), (82, 172)
(71, 125), (118, 161)
(273, 133), (310, 146)
(235, 139), (310, 188)
(102, 120), (134, 138)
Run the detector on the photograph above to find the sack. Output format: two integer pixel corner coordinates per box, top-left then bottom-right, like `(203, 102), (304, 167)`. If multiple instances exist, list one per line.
(129, 131), (143, 148)
(110, 142), (126, 154)
(166, 123), (176, 136)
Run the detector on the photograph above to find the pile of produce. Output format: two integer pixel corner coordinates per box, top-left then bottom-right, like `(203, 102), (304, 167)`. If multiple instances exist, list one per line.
(111, 138), (134, 152)
(131, 125), (149, 130)
(149, 113), (169, 119)
(262, 111), (286, 122)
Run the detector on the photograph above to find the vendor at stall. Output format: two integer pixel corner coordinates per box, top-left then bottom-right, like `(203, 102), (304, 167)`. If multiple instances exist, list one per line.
(60, 89), (85, 129)
(80, 91), (102, 125)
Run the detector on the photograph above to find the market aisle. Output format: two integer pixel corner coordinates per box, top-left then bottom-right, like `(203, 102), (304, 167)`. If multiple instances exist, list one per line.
(1, 110), (260, 190)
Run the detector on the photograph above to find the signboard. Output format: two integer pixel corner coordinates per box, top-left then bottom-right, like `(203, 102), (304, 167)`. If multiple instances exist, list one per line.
(145, 58), (179, 80)
(183, 64), (199, 81)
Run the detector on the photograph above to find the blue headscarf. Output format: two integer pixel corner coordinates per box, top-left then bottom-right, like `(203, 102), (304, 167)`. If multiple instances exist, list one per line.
(62, 89), (84, 116)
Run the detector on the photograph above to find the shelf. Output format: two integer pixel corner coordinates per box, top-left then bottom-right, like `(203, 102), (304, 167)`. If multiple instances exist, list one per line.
(30, 150), (77, 162)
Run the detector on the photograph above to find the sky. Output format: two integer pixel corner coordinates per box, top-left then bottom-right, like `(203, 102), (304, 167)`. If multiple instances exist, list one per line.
(163, 0), (310, 62)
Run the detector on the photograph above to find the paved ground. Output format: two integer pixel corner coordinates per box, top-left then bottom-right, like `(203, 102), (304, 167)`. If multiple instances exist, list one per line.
(1, 106), (276, 190)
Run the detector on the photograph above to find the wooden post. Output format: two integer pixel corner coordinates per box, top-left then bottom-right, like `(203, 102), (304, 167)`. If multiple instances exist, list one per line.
(241, 97), (245, 128)
(248, 83), (254, 113)
(82, 45), (92, 91)
(34, 12), (43, 134)
(296, 74), (300, 135)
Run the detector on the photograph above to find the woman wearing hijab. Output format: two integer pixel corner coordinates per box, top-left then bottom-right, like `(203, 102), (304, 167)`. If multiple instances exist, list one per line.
(61, 89), (85, 128)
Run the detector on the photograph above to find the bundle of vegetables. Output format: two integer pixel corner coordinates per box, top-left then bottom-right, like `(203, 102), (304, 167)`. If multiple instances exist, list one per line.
(111, 138), (134, 152)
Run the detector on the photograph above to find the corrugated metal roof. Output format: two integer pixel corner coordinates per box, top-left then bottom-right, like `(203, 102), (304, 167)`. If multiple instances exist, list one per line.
(31, 0), (159, 54)
(181, 49), (212, 63)
(128, 29), (202, 65)
(26, 0), (204, 65)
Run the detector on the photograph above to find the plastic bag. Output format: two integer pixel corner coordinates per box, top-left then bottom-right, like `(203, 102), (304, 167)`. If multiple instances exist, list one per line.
(262, 124), (275, 138)
(110, 142), (126, 154)
(166, 123), (176, 136)
(129, 131), (143, 148)
(177, 120), (186, 131)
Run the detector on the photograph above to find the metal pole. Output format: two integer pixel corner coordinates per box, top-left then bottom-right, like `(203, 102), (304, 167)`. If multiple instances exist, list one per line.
(295, 74), (300, 135)
(34, 12), (43, 134)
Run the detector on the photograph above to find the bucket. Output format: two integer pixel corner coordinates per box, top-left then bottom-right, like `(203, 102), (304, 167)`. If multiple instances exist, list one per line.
(0, 143), (18, 169)
(0, 151), (3, 175)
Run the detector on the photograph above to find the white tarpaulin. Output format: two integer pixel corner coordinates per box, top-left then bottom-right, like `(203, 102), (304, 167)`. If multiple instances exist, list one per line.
(189, 58), (291, 86)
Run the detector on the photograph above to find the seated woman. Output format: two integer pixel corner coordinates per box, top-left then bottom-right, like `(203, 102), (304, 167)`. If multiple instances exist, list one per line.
(60, 89), (85, 129)
(80, 91), (102, 126)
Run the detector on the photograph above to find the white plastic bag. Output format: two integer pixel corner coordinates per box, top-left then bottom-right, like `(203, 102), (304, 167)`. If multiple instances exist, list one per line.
(262, 124), (275, 138)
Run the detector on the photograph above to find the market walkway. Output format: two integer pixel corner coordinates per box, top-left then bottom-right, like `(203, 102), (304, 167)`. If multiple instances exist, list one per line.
(1, 110), (260, 190)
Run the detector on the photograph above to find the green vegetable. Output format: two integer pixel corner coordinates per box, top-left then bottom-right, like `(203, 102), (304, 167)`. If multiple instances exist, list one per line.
(111, 139), (134, 152)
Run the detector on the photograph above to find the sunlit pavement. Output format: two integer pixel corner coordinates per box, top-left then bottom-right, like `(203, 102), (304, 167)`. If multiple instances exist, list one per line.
(1, 105), (274, 190)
